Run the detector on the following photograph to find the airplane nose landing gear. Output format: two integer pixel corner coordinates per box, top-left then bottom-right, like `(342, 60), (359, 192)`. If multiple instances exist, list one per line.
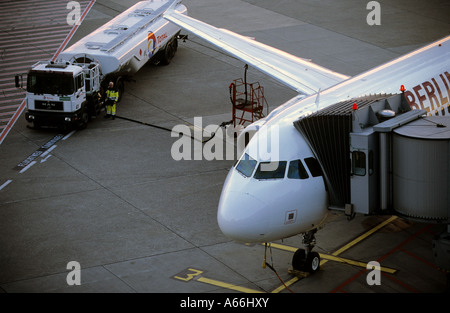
(292, 229), (321, 273)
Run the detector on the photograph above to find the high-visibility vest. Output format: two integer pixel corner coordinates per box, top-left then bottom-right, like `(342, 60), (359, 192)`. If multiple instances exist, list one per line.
(106, 89), (119, 101)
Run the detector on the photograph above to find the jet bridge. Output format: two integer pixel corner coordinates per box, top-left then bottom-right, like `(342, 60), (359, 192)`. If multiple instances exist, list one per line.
(295, 93), (450, 272)
(294, 93), (449, 222)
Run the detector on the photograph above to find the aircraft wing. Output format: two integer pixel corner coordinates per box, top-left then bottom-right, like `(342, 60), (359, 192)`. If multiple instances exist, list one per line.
(164, 3), (349, 95)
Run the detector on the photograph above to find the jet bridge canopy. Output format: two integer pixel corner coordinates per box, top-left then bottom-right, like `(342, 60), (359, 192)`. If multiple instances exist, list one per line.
(293, 93), (411, 208)
(294, 91), (449, 224)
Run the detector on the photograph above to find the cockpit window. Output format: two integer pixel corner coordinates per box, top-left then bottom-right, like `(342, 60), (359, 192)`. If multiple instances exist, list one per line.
(288, 160), (309, 179)
(235, 153), (257, 177)
(254, 161), (287, 179)
(304, 157), (323, 177)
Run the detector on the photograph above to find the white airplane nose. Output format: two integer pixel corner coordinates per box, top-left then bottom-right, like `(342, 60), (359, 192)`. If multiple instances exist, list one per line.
(217, 190), (269, 242)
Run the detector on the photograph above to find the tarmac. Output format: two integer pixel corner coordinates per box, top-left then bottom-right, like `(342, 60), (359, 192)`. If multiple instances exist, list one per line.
(0, 0), (449, 296)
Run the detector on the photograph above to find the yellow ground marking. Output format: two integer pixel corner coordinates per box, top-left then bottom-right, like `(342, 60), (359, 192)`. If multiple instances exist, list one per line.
(173, 268), (204, 282)
(270, 215), (398, 293)
(268, 242), (397, 274)
(197, 277), (264, 293)
(173, 216), (398, 293)
(330, 215), (398, 257)
(271, 277), (300, 294)
(173, 268), (263, 293)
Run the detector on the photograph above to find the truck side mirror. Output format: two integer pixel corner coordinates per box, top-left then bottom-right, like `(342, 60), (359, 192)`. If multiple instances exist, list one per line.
(15, 74), (23, 88)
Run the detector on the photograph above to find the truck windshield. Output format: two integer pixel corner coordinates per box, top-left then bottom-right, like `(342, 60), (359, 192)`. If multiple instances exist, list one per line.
(27, 72), (74, 95)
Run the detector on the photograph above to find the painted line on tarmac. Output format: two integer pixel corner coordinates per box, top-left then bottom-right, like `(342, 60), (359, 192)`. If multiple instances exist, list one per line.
(330, 223), (434, 293)
(173, 217), (399, 293)
(14, 133), (65, 171)
(40, 145), (57, 158)
(62, 130), (76, 140)
(270, 215), (399, 293)
(173, 267), (263, 293)
(0, 179), (12, 190)
(331, 215), (398, 257)
(19, 160), (36, 173)
(268, 242), (397, 274)
(40, 154), (52, 163)
(197, 276), (264, 293)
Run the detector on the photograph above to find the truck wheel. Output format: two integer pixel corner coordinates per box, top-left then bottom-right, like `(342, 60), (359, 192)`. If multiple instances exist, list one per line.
(161, 39), (177, 65)
(89, 95), (100, 117)
(78, 108), (89, 130)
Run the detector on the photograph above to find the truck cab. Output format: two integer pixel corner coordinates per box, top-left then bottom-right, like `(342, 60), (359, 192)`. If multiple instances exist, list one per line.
(25, 61), (91, 129)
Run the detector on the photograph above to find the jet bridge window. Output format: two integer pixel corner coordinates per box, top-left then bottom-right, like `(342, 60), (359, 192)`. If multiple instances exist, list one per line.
(352, 151), (366, 176)
(254, 161), (287, 180)
(288, 160), (309, 179)
(235, 153), (257, 177)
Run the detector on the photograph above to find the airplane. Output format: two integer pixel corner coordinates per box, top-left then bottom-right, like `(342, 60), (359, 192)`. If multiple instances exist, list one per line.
(163, 0), (450, 273)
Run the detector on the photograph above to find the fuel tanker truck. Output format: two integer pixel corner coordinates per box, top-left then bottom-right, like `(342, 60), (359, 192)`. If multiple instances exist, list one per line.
(18, 0), (186, 129)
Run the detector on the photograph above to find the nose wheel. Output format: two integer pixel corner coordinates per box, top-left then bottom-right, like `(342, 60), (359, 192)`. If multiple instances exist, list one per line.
(292, 229), (321, 273)
(292, 250), (320, 273)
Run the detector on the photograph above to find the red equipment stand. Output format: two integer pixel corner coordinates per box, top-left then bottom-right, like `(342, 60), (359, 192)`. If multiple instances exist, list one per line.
(229, 78), (268, 128)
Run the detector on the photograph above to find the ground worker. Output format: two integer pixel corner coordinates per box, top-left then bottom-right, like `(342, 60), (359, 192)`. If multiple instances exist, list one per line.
(105, 81), (119, 119)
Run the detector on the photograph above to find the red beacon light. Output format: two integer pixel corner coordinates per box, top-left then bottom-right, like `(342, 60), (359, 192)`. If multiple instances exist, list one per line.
(352, 102), (358, 110)
(400, 85), (405, 92)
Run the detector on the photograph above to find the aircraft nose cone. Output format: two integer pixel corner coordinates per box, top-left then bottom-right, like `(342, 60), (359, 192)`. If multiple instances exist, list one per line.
(217, 191), (268, 242)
